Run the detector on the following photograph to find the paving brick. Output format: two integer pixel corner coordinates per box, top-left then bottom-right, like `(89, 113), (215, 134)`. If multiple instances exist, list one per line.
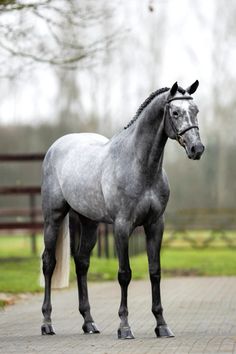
(0, 277), (236, 353)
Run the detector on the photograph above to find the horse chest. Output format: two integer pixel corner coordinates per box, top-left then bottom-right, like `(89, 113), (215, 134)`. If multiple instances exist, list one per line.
(133, 188), (168, 226)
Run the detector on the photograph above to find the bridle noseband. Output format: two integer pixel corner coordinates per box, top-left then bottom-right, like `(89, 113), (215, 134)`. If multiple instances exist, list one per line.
(165, 96), (199, 146)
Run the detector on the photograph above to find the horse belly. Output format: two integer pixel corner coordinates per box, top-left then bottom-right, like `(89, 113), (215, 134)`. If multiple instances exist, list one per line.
(64, 181), (109, 222)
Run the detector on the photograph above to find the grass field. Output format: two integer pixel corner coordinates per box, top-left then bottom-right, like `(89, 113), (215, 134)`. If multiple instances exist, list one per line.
(0, 234), (236, 307)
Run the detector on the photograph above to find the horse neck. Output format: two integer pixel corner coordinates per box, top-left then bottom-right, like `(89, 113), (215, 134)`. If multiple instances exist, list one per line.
(133, 93), (168, 173)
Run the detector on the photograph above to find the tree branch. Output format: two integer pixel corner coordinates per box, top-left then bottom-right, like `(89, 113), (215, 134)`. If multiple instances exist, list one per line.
(0, 0), (52, 12)
(0, 0), (120, 74)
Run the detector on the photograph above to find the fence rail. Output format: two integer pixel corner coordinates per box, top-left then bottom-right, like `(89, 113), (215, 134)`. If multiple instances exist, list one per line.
(0, 154), (235, 256)
(0, 153), (45, 161)
(165, 208), (236, 248)
(0, 154), (44, 254)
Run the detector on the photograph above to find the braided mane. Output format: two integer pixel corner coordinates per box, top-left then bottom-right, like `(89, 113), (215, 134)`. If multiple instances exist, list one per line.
(124, 86), (186, 129)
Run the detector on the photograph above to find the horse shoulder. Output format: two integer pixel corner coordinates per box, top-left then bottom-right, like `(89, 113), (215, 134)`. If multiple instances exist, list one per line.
(138, 170), (169, 224)
(151, 169), (170, 204)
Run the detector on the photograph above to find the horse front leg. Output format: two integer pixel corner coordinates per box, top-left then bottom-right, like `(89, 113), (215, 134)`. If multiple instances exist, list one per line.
(114, 220), (134, 339)
(144, 217), (174, 338)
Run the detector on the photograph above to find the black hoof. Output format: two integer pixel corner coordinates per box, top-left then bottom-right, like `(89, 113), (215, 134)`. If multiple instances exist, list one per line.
(118, 326), (135, 339)
(82, 322), (100, 334)
(41, 323), (56, 335)
(155, 325), (174, 338)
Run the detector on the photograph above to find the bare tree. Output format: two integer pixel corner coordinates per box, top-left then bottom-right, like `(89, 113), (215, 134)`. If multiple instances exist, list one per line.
(0, 0), (119, 78)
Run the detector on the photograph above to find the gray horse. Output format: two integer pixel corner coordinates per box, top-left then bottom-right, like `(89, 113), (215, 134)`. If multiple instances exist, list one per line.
(41, 81), (204, 339)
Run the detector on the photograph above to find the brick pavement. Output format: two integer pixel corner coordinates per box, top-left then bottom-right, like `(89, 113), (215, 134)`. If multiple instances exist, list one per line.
(0, 277), (236, 354)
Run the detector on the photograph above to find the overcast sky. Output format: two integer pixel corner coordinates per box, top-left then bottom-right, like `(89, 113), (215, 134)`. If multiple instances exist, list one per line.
(0, 0), (232, 132)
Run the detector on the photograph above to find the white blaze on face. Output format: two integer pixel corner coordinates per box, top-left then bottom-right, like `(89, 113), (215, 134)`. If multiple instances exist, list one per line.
(168, 92), (204, 159)
(169, 97), (200, 151)
(171, 98), (199, 128)
(171, 99), (192, 129)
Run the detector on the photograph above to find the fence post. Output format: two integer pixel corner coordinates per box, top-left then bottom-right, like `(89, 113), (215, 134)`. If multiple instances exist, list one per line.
(29, 193), (37, 255)
(112, 224), (117, 257)
(104, 223), (109, 258)
(97, 225), (102, 258)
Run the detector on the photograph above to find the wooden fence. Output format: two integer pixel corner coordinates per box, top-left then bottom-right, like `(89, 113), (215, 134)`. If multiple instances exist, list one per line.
(165, 208), (236, 248)
(0, 154), (235, 257)
(0, 154), (44, 254)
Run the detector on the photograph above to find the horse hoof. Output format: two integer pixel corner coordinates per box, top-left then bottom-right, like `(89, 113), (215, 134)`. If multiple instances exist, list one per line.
(118, 326), (135, 339)
(82, 322), (100, 334)
(155, 325), (174, 338)
(41, 323), (56, 335)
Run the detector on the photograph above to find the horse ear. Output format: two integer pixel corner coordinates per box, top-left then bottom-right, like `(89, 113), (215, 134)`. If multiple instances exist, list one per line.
(170, 82), (178, 96)
(170, 81), (178, 96)
(186, 80), (199, 94)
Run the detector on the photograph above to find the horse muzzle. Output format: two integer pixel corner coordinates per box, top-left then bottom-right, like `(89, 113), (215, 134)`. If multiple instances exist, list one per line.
(186, 142), (205, 160)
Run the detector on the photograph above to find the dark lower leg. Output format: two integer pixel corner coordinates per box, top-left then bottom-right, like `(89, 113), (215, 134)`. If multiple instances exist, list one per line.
(74, 256), (99, 333)
(117, 270), (134, 339)
(41, 217), (67, 335)
(150, 271), (172, 337)
(150, 271), (166, 326)
(73, 215), (99, 333)
(145, 220), (174, 338)
(41, 242), (57, 334)
(41, 196), (69, 335)
(114, 222), (134, 339)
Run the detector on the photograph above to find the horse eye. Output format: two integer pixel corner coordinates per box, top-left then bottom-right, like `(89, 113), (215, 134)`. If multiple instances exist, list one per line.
(172, 111), (179, 118)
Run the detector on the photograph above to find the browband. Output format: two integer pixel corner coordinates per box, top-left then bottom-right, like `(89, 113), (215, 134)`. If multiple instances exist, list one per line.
(167, 96), (193, 104)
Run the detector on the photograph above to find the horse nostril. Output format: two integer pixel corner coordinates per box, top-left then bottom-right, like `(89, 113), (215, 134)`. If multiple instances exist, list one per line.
(190, 143), (205, 159)
(191, 143), (204, 156)
(196, 143), (205, 154)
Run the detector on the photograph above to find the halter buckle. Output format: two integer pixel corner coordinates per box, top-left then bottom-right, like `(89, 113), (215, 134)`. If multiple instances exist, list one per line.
(177, 135), (185, 147)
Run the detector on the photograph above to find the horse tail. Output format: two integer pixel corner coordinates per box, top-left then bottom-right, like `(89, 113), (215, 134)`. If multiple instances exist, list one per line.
(51, 215), (70, 288)
(40, 215), (70, 289)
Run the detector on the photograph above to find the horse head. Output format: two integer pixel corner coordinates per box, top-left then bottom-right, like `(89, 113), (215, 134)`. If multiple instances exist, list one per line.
(164, 81), (205, 160)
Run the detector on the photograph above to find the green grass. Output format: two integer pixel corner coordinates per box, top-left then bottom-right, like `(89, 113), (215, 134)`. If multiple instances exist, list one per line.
(0, 235), (236, 299)
(162, 248), (236, 276)
(89, 248), (236, 280)
(0, 257), (42, 293)
(88, 255), (149, 281)
(0, 234), (43, 258)
(0, 300), (6, 308)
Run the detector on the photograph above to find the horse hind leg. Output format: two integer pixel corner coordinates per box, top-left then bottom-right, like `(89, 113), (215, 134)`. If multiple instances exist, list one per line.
(69, 209), (81, 257)
(41, 198), (70, 335)
(71, 213), (100, 334)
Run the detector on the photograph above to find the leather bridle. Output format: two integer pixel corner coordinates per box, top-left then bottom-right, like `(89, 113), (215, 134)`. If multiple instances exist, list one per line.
(165, 96), (199, 146)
